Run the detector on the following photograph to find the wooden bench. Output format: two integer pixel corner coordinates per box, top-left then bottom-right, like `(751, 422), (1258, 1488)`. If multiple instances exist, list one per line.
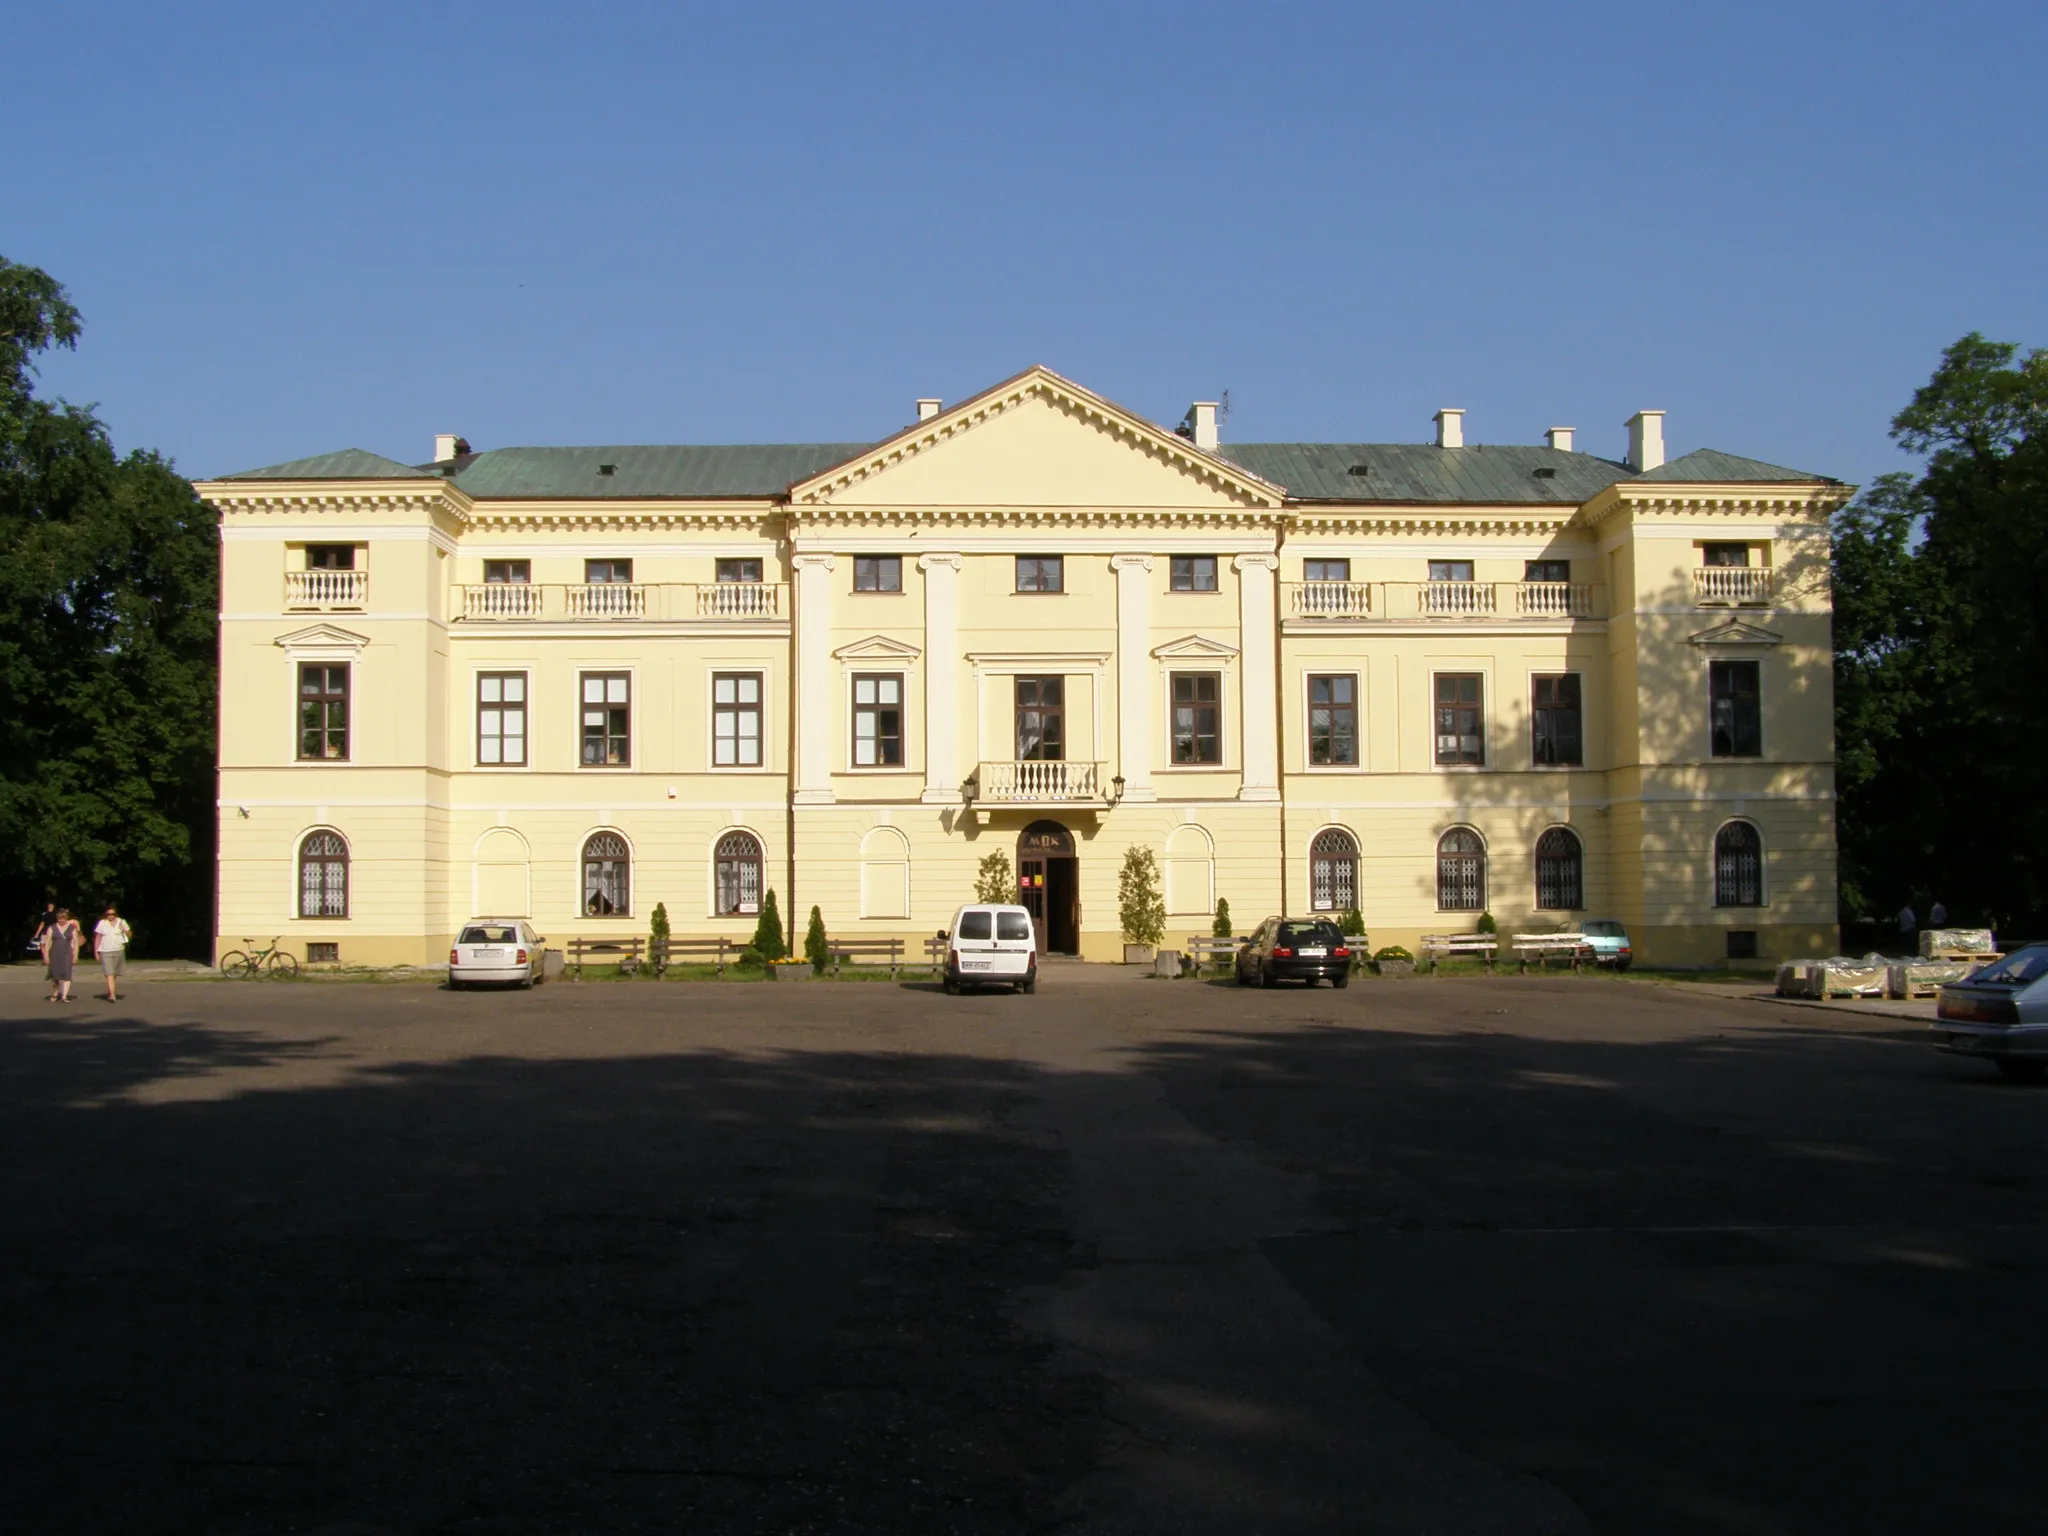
(1183, 936), (1242, 973)
(1512, 932), (1594, 971)
(828, 937), (905, 978)
(924, 934), (949, 976)
(1419, 934), (1498, 972)
(650, 937), (735, 976)
(568, 936), (645, 980)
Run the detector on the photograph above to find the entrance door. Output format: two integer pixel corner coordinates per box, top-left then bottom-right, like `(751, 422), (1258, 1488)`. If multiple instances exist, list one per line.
(1018, 820), (1079, 955)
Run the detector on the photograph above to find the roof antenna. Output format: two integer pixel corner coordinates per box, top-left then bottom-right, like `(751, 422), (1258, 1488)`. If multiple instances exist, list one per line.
(1218, 389), (1231, 425)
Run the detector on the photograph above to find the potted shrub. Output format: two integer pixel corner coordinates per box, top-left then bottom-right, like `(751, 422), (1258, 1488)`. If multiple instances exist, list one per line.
(1374, 944), (1415, 977)
(752, 890), (787, 961)
(1119, 845), (1166, 964)
(974, 849), (1015, 905)
(804, 905), (830, 976)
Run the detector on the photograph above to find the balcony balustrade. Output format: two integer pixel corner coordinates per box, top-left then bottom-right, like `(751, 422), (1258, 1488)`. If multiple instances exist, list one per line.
(972, 759), (1104, 804)
(1691, 567), (1774, 606)
(1289, 580), (1373, 619)
(454, 582), (788, 622)
(284, 569), (369, 610)
(1284, 580), (1599, 622)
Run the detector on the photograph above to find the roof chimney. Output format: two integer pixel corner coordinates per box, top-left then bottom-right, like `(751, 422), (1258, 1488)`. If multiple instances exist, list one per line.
(1181, 401), (1219, 451)
(434, 433), (470, 462)
(1625, 410), (1666, 471)
(916, 398), (942, 422)
(1434, 408), (1465, 449)
(1545, 426), (1575, 453)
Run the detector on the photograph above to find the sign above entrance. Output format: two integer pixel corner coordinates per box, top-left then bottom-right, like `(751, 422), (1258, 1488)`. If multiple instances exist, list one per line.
(1019, 820), (1075, 857)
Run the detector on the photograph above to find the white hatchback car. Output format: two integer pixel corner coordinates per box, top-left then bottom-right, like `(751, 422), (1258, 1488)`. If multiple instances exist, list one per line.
(449, 919), (545, 989)
(942, 904), (1038, 994)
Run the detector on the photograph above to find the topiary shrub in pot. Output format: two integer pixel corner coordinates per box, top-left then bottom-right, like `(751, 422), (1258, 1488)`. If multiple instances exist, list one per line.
(1118, 845), (1166, 964)
(1373, 944), (1415, 977)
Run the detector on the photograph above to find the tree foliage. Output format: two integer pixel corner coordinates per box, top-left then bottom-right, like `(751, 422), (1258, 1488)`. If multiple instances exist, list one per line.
(1117, 845), (1165, 948)
(0, 257), (217, 954)
(1211, 897), (1231, 939)
(804, 904), (829, 974)
(1833, 333), (2048, 932)
(973, 849), (1014, 905)
(751, 889), (786, 960)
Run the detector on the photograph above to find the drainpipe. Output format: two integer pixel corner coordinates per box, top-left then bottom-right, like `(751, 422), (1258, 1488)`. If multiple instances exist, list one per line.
(1272, 516), (1289, 917)
(784, 519), (799, 945)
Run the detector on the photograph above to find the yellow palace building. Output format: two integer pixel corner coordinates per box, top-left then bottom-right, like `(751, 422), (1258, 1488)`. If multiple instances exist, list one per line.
(198, 366), (1850, 967)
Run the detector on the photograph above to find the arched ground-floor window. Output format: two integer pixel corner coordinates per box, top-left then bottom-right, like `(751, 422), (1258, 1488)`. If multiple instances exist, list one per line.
(299, 830), (349, 918)
(582, 831), (630, 916)
(1437, 827), (1486, 912)
(1534, 826), (1584, 910)
(716, 831), (764, 915)
(1310, 828), (1358, 912)
(1714, 821), (1764, 907)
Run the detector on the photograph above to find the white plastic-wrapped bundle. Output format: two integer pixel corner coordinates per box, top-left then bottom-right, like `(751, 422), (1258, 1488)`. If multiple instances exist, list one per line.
(1920, 928), (1996, 958)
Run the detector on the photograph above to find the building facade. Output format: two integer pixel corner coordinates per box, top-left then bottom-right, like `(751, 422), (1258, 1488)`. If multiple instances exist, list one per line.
(200, 366), (1850, 967)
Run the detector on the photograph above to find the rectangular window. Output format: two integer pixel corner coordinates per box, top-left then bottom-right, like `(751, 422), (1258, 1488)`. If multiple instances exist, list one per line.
(712, 673), (763, 767)
(1709, 660), (1762, 757)
(1015, 556), (1064, 593)
(1304, 558), (1351, 583)
(1170, 555), (1219, 592)
(306, 544), (356, 571)
(476, 672), (528, 766)
(1307, 674), (1358, 765)
(483, 559), (530, 584)
(298, 664), (350, 760)
(1434, 674), (1484, 765)
(1171, 672), (1222, 764)
(1532, 674), (1583, 766)
(579, 672), (631, 766)
(585, 559), (633, 584)
(853, 555), (902, 592)
(716, 557), (763, 583)
(1726, 930), (1759, 960)
(1525, 559), (1571, 583)
(1015, 676), (1064, 760)
(1428, 559), (1475, 582)
(852, 673), (903, 766)
(1702, 542), (1751, 568)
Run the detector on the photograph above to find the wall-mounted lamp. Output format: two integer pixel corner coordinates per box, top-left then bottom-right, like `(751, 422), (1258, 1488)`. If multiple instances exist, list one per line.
(959, 772), (979, 813)
(1107, 774), (1126, 810)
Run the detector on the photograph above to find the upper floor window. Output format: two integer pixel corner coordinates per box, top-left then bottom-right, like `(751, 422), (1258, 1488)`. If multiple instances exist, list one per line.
(1016, 556), (1064, 594)
(1709, 660), (1762, 757)
(852, 674), (903, 766)
(1702, 542), (1751, 568)
(717, 557), (763, 583)
(1525, 559), (1571, 583)
(854, 555), (901, 592)
(1170, 556), (1219, 592)
(1532, 674), (1583, 767)
(306, 544), (356, 571)
(1308, 674), (1357, 765)
(585, 559), (633, 584)
(580, 673), (631, 766)
(1714, 821), (1764, 907)
(1015, 677), (1064, 760)
(1171, 672), (1222, 765)
(476, 672), (527, 766)
(713, 673), (763, 767)
(298, 830), (350, 918)
(298, 664), (349, 760)
(483, 560), (530, 584)
(1304, 558), (1351, 583)
(1434, 674), (1484, 766)
(1428, 559), (1475, 582)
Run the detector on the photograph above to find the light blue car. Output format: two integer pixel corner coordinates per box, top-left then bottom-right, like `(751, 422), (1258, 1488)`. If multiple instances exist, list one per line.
(1580, 919), (1633, 971)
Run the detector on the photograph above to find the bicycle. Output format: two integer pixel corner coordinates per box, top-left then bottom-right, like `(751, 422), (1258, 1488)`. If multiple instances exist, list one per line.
(219, 937), (301, 979)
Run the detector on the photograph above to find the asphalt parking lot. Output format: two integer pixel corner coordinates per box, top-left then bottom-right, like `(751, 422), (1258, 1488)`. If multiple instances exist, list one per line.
(5, 967), (2045, 1534)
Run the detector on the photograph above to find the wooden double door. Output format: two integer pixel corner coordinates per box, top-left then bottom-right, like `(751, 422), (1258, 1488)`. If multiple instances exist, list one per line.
(1017, 820), (1079, 955)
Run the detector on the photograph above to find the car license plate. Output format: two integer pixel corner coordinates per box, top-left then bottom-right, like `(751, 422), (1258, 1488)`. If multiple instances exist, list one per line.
(475, 949), (506, 962)
(1298, 947), (1326, 958)
(963, 960), (991, 970)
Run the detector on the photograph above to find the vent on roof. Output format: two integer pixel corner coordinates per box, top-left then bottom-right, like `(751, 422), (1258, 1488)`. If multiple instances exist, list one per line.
(1347, 463), (1371, 476)
(598, 463), (617, 476)
(1532, 467), (1557, 479)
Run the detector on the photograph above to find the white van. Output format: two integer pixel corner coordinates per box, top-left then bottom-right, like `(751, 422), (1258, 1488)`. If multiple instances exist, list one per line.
(942, 904), (1038, 994)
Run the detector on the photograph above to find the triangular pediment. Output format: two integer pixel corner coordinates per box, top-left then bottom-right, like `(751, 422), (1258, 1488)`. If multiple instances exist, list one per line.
(789, 366), (1285, 512)
(1151, 633), (1241, 660)
(832, 634), (922, 662)
(1687, 619), (1784, 647)
(275, 623), (371, 653)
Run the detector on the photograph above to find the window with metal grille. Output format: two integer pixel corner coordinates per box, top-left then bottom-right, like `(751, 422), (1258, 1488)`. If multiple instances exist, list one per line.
(476, 672), (527, 766)
(1015, 677), (1064, 760)
(852, 673), (903, 766)
(1709, 660), (1761, 757)
(715, 831), (764, 915)
(1714, 822), (1763, 907)
(580, 673), (631, 766)
(1437, 827), (1486, 911)
(1170, 556), (1218, 592)
(298, 830), (349, 918)
(298, 664), (349, 760)
(1532, 673), (1583, 766)
(1308, 675), (1357, 765)
(1310, 829), (1358, 912)
(582, 831), (630, 916)
(854, 556), (901, 592)
(1534, 826), (1583, 910)
(1434, 674), (1484, 765)
(1171, 672), (1222, 764)
(712, 673), (762, 767)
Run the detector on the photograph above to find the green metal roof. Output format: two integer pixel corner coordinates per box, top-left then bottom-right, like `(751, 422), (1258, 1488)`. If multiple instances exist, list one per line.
(445, 443), (871, 499)
(1219, 443), (1636, 504)
(1636, 448), (1837, 484)
(218, 448), (437, 481)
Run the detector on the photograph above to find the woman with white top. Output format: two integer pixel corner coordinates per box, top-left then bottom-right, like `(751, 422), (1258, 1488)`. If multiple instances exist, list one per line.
(94, 905), (131, 1002)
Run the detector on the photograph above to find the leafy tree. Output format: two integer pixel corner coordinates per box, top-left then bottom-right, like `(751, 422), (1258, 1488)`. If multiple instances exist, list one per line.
(0, 257), (217, 955)
(973, 849), (1014, 904)
(751, 889), (785, 960)
(804, 905), (829, 974)
(649, 901), (670, 958)
(1211, 898), (1231, 939)
(1117, 845), (1165, 948)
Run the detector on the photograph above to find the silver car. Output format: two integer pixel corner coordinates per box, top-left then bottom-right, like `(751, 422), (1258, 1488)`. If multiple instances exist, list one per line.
(449, 919), (544, 989)
(1933, 943), (2048, 1081)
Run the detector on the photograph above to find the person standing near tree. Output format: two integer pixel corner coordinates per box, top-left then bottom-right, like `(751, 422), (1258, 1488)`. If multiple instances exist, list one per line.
(41, 907), (81, 1002)
(93, 904), (130, 1002)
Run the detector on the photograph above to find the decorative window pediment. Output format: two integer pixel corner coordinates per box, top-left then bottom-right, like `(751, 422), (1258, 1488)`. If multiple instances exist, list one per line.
(1151, 633), (1241, 661)
(832, 634), (922, 663)
(1687, 619), (1784, 648)
(275, 623), (370, 658)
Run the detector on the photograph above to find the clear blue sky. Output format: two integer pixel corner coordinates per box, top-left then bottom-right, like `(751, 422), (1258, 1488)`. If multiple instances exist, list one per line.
(9, 0), (2044, 487)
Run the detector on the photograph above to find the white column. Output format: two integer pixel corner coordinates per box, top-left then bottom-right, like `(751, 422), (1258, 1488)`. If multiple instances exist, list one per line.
(1111, 554), (1157, 802)
(918, 553), (963, 804)
(1235, 553), (1280, 801)
(792, 553), (836, 804)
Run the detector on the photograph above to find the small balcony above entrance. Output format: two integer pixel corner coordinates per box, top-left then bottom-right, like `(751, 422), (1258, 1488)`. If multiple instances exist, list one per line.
(970, 760), (1107, 806)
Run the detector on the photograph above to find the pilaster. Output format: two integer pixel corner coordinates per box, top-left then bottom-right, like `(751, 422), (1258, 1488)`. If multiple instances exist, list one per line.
(1111, 554), (1157, 802)
(792, 553), (836, 804)
(1234, 553), (1281, 801)
(918, 553), (963, 803)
